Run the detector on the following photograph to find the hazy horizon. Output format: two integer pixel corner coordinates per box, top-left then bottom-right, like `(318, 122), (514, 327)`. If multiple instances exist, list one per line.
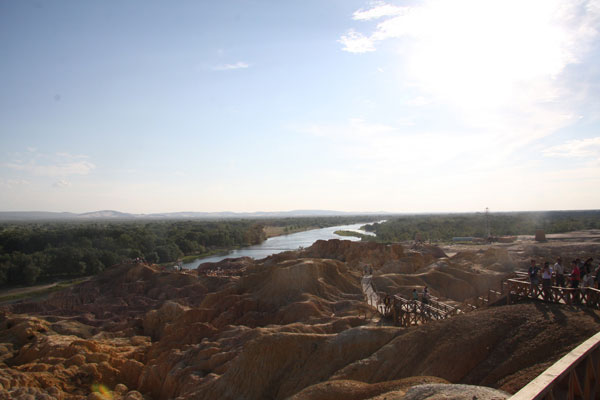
(2, 207), (599, 216)
(2, 1), (599, 214)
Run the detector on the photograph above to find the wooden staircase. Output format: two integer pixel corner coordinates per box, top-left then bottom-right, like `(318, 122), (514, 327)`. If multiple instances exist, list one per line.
(363, 270), (600, 329)
(362, 272), (600, 398)
(361, 274), (461, 327)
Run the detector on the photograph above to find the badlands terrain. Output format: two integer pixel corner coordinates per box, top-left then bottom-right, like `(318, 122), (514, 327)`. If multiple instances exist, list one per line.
(1, 232), (600, 399)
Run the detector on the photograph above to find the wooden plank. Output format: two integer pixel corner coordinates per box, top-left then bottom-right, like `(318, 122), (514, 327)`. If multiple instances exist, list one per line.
(584, 356), (594, 399)
(569, 369), (583, 398)
(510, 332), (600, 400)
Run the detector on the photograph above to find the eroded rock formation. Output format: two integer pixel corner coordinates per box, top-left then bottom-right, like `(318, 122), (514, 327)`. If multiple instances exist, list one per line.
(0, 239), (598, 399)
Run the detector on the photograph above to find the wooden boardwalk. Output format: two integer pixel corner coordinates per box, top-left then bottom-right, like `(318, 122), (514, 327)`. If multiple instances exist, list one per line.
(362, 272), (600, 398)
(505, 276), (600, 309)
(361, 274), (387, 315)
(363, 270), (600, 329)
(390, 294), (459, 327)
(510, 331), (600, 400)
(361, 274), (460, 327)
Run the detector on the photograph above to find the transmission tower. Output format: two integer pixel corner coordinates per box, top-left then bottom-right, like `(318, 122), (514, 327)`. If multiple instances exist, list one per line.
(485, 207), (491, 239)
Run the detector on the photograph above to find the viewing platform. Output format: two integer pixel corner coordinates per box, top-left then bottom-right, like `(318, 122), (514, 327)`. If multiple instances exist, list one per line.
(505, 272), (600, 309)
(362, 271), (600, 399)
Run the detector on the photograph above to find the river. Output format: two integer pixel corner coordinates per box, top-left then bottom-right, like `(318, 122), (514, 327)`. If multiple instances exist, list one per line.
(181, 222), (375, 269)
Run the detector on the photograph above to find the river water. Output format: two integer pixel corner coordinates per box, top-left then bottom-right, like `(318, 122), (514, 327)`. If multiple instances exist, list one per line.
(181, 222), (375, 269)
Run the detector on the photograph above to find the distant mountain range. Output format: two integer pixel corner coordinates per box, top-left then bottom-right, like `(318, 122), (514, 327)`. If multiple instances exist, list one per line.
(0, 210), (391, 221)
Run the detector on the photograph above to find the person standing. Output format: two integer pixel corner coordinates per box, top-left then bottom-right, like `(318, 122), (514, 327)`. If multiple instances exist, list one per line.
(570, 260), (581, 289)
(411, 288), (419, 312)
(570, 260), (581, 304)
(554, 257), (565, 287)
(584, 257), (593, 268)
(384, 295), (391, 314)
(422, 286), (429, 304)
(528, 259), (540, 295)
(412, 288), (419, 301)
(541, 261), (553, 300)
(582, 260), (595, 288)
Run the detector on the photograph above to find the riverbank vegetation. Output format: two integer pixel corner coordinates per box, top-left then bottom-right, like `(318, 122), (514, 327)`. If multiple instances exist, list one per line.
(364, 210), (600, 243)
(0, 215), (381, 287)
(333, 230), (374, 241)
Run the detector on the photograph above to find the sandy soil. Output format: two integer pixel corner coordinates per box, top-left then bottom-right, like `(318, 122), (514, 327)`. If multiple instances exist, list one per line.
(1, 234), (599, 399)
(435, 229), (600, 269)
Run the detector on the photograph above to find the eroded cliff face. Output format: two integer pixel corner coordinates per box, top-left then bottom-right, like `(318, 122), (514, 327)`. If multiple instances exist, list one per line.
(0, 239), (598, 400)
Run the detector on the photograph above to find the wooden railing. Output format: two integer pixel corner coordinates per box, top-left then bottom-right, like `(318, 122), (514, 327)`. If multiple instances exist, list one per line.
(361, 275), (386, 315)
(506, 279), (600, 309)
(362, 270), (600, 331)
(428, 296), (460, 316)
(462, 285), (505, 311)
(362, 271), (600, 399)
(361, 275), (458, 325)
(391, 294), (455, 327)
(510, 331), (600, 400)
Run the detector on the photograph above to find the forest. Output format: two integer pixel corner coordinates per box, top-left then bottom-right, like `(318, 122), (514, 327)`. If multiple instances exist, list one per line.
(3, 211), (598, 288)
(0, 215), (378, 287)
(365, 210), (600, 242)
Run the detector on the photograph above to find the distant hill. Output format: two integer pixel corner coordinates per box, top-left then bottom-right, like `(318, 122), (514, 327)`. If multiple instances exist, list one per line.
(0, 211), (79, 221)
(0, 209), (390, 221)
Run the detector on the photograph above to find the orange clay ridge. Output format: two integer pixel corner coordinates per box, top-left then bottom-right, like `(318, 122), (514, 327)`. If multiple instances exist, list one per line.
(1, 231), (599, 400)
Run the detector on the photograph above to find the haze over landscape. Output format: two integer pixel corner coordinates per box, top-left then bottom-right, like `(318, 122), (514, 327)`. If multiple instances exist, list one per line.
(1, 0), (599, 214)
(4, 3), (600, 399)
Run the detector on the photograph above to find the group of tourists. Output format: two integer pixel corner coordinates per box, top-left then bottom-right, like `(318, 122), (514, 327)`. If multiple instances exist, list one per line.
(379, 286), (430, 314)
(528, 257), (599, 293)
(123, 257), (147, 265)
(412, 286), (430, 304)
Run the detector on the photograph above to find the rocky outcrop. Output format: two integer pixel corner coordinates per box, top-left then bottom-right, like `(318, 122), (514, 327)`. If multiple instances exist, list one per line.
(330, 302), (599, 394)
(401, 383), (509, 400)
(0, 239), (598, 399)
(0, 314), (150, 399)
(192, 326), (400, 399)
(301, 240), (405, 270)
(289, 377), (450, 400)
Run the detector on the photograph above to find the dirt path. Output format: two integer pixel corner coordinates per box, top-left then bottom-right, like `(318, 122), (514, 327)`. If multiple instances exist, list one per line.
(0, 282), (59, 298)
(0, 277), (91, 303)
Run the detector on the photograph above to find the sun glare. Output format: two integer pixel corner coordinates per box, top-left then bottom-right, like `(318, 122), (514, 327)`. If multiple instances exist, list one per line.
(402, 0), (577, 112)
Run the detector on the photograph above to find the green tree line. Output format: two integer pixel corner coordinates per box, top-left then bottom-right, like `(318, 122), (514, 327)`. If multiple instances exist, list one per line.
(0, 215), (380, 287)
(365, 210), (600, 243)
(0, 220), (268, 287)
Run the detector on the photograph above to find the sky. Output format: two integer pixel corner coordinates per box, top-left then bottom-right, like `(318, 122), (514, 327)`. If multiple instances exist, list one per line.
(1, 0), (599, 214)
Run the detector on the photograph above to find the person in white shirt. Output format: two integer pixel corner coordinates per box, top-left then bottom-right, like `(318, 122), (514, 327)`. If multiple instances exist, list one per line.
(582, 270), (595, 288)
(541, 261), (553, 300)
(554, 257), (565, 287)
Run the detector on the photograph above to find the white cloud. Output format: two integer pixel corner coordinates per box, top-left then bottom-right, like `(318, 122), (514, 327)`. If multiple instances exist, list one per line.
(543, 137), (600, 158)
(0, 179), (29, 188)
(341, 0), (600, 145)
(353, 3), (408, 20)
(300, 118), (485, 173)
(52, 179), (71, 188)
(297, 117), (600, 211)
(338, 30), (376, 53)
(212, 62), (250, 71)
(406, 96), (430, 106)
(4, 151), (95, 177)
